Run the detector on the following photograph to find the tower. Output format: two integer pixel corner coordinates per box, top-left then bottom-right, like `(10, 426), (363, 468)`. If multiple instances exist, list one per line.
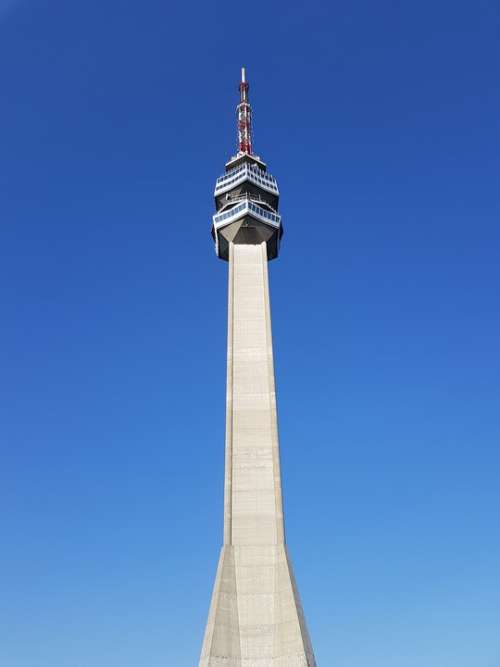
(199, 69), (316, 667)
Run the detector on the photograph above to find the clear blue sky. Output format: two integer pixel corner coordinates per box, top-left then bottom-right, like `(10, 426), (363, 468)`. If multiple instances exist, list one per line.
(1, 0), (499, 665)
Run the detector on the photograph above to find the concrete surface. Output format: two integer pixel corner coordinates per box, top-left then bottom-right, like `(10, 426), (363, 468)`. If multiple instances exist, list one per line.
(199, 242), (316, 666)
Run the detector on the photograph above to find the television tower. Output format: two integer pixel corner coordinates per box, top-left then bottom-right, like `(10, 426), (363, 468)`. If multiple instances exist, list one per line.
(199, 69), (316, 666)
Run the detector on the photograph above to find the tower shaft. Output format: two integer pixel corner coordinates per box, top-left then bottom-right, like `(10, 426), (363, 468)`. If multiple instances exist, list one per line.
(199, 243), (316, 666)
(224, 242), (284, 547)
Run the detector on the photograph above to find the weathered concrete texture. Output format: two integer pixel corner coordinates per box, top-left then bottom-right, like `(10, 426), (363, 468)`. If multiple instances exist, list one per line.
(200, 243), (316, 666)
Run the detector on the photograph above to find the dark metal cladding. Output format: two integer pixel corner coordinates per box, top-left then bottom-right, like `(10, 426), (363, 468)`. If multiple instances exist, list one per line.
(211, 217), (282, 262)
(215, 183), (279, 212)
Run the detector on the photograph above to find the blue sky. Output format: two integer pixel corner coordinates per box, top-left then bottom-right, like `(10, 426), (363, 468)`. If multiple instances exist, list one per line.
(1, 0), (499, 665)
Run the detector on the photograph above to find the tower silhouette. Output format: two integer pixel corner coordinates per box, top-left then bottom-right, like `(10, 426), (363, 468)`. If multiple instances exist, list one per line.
(199, 68), (316, 667)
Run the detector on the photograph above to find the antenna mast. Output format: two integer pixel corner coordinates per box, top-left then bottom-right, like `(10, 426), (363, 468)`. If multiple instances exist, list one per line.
(237, 67), (253, 155)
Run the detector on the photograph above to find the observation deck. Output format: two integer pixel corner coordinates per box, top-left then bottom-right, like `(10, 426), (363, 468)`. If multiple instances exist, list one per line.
(211, 160), (283, 261)
(215, 163), (279, 198)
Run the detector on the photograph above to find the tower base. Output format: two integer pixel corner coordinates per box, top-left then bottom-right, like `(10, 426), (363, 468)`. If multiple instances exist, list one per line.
(199, 545), (316, 667)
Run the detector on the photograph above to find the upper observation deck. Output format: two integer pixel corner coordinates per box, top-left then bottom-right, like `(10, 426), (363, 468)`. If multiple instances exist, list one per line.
(214, 163), (279, 198)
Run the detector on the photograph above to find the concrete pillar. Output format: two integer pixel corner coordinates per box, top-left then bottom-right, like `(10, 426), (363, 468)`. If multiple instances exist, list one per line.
(199, 242), (316, 667)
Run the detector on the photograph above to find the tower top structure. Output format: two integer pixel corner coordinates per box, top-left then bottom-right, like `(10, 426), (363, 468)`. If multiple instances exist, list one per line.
(211, 68), (283, 262)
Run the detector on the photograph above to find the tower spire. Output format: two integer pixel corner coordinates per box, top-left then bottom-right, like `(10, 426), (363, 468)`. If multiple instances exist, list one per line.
(237, 66), (253, 155)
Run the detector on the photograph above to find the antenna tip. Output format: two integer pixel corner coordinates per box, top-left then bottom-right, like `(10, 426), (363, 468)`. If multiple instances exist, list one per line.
(241, 66), (246, 83)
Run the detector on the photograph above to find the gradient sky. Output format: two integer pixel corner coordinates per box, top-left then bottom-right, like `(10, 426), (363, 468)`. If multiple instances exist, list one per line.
(1, 1), (499, 666)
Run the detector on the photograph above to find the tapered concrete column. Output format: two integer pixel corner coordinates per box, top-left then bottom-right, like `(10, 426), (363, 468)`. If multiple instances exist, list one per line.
(199, 242), (316, 667)
(224, 241), (285, 547)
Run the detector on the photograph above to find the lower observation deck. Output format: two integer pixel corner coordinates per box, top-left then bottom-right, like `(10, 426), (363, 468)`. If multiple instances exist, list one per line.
(213, 199), (281, 232)
(211, 198), (283, 262)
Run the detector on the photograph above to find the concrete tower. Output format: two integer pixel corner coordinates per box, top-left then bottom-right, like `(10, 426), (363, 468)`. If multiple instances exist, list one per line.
(199, 69), (316, 667)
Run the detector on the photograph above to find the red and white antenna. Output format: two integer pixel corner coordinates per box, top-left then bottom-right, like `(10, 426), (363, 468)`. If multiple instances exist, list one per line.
(237, 67), (253, 155)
